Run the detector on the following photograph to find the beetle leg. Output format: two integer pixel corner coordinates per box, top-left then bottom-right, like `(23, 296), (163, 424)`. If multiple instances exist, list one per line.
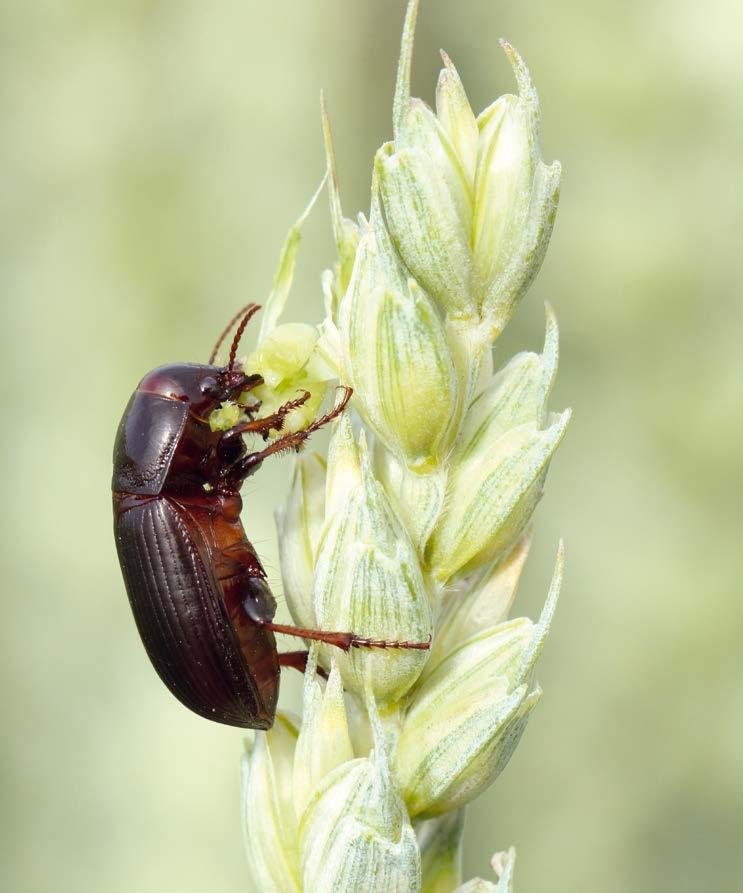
(224, 386), (352, 486)
(234, 399), (261, 418)
(260, 620), (431, 653)
(277, 650), (328, 679)
(221, 391), (312, 442)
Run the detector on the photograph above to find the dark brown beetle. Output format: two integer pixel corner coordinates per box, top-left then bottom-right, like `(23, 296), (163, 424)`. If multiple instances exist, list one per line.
(113, 305), (428, 729)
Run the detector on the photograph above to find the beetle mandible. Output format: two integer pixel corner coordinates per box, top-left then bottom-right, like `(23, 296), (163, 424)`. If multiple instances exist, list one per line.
(112, 304), (429, 729)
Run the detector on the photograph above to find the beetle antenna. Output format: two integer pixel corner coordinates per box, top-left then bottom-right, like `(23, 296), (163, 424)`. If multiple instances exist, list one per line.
(209, 303), (261, 366)
(228, 305), (261, 371)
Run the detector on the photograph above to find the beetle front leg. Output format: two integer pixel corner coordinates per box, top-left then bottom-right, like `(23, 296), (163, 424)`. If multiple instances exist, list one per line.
(223, 386), (352, 488)
(221, 390), (311, 443)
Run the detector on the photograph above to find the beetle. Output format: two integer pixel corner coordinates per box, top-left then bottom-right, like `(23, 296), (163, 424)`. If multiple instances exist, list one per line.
(112, 304), (428, 729)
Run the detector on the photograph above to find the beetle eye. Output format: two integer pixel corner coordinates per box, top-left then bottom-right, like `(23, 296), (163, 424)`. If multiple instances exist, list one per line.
(200, 376), (220, 397)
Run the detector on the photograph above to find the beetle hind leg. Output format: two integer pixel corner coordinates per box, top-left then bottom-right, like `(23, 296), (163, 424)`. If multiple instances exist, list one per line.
(261, 619), (431, 653)
(241, 581), (430, 654)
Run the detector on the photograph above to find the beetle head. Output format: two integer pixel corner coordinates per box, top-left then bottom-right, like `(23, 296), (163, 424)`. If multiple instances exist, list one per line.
(138, 304), (264, 417)
(138, 364), (260, 416)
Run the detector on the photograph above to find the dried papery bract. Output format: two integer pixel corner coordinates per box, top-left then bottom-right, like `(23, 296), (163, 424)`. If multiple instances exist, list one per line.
(243, 1), (569, 889)
(453, 847), (517, 892)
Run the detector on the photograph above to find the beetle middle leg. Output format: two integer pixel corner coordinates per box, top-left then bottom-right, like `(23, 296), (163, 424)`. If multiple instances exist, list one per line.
(277, 650), (328, 678)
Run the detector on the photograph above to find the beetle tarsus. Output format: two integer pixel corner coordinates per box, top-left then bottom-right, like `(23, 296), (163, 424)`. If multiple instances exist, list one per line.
(350, 634), (433, 651)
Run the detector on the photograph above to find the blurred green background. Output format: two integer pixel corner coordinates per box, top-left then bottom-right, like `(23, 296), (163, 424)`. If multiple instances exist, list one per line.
(3, 1), (742, 891)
